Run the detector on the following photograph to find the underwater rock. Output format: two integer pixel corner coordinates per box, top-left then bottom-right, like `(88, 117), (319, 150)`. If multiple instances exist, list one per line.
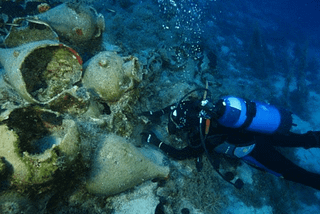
(158, 45), (188, 70)
(0, 107), (81, 194)
(0, 191), (37, 214)
(85, 134), (169, 196)
(35, 3), (105, 44)
(0, 40), (83, 104)
(147, 51), (163, 74)
(109, 181), (160, 214)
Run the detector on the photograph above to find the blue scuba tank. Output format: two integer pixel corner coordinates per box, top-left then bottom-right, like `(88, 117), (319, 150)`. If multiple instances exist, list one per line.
(216, 96), (292, 134)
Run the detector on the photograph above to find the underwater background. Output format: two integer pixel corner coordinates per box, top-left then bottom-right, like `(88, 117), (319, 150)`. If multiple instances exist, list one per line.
(1, 0), (320, 213)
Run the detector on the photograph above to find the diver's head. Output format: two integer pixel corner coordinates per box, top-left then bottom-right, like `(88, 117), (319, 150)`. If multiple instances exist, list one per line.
(168, 101), (199, 134)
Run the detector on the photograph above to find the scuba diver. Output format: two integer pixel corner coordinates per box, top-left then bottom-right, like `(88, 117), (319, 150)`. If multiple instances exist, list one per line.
(140, 88), (320, 190)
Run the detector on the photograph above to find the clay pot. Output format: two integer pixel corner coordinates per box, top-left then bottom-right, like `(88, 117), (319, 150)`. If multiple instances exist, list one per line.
(82, 51), (141, 103)
(0, 40), (83, 104)
(35, 3), (105, 44)
(0, 106), (81, 193)
(4, 18), (59, 48)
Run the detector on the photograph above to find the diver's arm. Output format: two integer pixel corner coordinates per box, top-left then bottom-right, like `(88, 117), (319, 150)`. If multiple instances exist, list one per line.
(159, 143), (202, 160)
(141, 132), (202, 160)
(140, 105), (173, 122)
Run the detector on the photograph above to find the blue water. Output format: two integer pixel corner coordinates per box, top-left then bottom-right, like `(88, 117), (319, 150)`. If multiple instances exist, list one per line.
(272, 0), (320, 30)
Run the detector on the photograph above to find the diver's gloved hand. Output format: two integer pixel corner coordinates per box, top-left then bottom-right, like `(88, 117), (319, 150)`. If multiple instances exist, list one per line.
(141, 131), (162, 147)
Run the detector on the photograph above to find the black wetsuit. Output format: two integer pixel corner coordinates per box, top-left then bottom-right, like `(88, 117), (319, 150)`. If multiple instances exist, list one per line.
(142, 100), (320, 191)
